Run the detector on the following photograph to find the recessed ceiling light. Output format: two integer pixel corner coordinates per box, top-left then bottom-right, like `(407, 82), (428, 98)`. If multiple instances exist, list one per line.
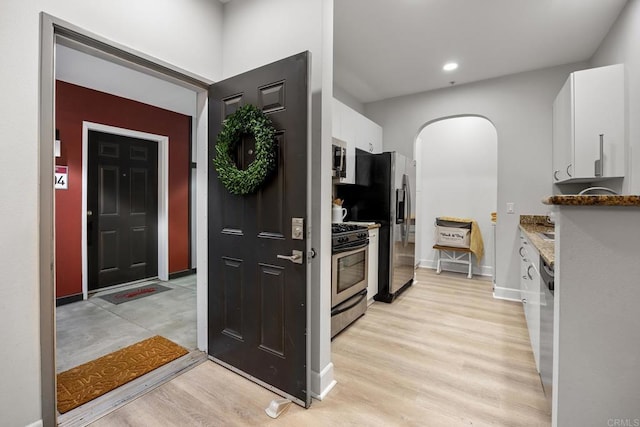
(443, 62), (458, 71)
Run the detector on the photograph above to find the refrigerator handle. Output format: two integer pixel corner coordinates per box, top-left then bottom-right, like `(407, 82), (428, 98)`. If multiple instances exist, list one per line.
(402, 174), (410, 247)
(405, 174), (411, 226)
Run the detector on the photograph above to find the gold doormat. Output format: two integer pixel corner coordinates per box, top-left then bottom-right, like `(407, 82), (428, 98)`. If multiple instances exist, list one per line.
(57, 335), (188, 414)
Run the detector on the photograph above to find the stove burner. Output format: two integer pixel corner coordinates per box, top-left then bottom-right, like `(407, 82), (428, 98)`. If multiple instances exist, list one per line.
(331, 223), (369, 253)
(331, 223), (367, 234)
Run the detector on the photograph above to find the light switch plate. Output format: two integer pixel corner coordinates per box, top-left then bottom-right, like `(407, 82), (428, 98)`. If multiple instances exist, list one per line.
(506, 203), (515, 214)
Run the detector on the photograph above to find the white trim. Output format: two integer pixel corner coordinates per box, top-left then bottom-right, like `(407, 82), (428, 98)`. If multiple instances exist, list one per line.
(418, 259), (493, 277)
(493, 285), (523, 302)
(81, 122), (169, 300)
(305, 51), (313, 406)
(310, 362), (337, 401)
(195, 91), (209, 352)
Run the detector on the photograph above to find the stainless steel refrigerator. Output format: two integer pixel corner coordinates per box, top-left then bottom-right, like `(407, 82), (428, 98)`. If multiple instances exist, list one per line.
(336, 149), (416, 302)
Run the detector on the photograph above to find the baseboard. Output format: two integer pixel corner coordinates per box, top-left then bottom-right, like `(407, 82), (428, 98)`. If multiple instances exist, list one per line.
(492, 285), (522, 302)
(418, 259), (493, 277)
(25, 420), (43, 427)
(419, 260), (439, 271)
(169, 268), (196, 280)
(56, 293), (83, 307)
(310, 362), (336, 401)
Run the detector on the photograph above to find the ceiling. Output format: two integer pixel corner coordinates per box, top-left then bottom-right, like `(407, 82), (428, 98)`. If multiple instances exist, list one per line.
(334, 0), (628, 104)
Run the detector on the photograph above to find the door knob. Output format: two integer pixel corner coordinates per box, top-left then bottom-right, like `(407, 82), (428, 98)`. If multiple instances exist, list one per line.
(277, 250), (303, 264)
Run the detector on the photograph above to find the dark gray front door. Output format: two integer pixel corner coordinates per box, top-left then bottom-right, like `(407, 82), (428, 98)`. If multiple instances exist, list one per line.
(208, 52), (310, 406)
(87, 131), (159, 291)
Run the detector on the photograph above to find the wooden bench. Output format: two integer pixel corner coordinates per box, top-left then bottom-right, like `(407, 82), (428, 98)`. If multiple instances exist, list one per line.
(433, 245), (473, 279)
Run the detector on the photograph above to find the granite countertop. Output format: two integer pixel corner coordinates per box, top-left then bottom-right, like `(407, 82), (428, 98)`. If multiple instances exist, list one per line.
(519, 215), (555, 267)
(543, 195), (640, 206)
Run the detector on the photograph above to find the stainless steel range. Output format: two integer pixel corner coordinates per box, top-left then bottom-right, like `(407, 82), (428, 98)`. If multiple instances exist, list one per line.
(331, 223), (369, 338)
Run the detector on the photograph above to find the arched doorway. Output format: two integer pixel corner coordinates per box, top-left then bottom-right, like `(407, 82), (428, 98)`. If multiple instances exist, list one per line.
(415, 115), (497, 278)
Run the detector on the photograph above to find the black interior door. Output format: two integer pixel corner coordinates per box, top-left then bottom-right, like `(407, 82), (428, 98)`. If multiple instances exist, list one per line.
(88, 131), (158, 291)
(208, 52), (310, 406)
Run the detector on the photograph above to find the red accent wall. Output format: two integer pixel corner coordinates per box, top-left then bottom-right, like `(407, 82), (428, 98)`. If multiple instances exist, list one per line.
(55, 80), (191, 298)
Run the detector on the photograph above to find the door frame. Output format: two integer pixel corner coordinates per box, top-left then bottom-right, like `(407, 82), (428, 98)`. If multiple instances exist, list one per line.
(40, 12), (323, 425)
(40, 13), (212, 425)
(82, 122), (169, 299)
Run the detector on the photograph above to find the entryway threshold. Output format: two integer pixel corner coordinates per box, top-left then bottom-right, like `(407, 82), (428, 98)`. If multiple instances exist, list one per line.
(57, 350), (207, 427)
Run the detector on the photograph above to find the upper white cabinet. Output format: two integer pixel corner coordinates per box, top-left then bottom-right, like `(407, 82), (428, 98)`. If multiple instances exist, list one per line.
(332, 99), (383, 183)
(552, 64), (625, 183)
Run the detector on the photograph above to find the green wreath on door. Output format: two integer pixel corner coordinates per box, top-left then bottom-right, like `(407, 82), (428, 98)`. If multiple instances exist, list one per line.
(213, 104), (277, 195)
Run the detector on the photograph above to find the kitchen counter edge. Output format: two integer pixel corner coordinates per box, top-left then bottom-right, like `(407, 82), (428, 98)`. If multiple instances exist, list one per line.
(542, 195), (640, 206)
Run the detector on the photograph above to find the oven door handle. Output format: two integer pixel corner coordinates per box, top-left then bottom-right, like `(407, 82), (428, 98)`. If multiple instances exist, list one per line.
(331, 290), (367, 316)
(332, 239), (369, 254)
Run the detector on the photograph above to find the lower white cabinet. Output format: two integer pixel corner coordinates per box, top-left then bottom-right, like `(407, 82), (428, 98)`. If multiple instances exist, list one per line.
(367, 227), (379, 304)
(519, 231), (541, 372)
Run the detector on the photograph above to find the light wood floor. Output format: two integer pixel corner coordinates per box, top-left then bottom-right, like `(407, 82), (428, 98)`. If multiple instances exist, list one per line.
(90, 268), (551, 426)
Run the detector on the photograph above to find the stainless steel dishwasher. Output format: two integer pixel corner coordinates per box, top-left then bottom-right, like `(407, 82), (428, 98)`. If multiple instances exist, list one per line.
(539, 257), (554, 408)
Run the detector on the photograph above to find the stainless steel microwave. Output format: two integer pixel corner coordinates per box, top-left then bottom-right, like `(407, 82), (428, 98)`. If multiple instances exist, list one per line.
(332, 138), (347, 179)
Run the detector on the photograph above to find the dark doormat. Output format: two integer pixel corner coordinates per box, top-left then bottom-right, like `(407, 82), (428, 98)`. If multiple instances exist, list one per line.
(98, 283), (171, 305)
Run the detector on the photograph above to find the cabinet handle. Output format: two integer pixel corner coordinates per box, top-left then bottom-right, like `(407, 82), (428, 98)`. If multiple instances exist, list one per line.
(519, 247), (525, 257)
(594, 134), (604, 177)
(566, 164), (572, 177)
(553, 170), (560, 181)
(527, 265), (534, 280)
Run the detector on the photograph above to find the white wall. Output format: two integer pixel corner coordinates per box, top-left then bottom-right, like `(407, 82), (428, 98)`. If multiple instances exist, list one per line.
(0, 1), (223, 426)
(590, 0), (640, 194)
(221, 0), (335, 399)
(416, 116), (497, 276)
(365, 63), (586, 300)
(333, 84), (365, 114)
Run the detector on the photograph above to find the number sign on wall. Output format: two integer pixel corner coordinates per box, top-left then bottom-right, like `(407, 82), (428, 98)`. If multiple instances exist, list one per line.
(55, 165), (68, 190)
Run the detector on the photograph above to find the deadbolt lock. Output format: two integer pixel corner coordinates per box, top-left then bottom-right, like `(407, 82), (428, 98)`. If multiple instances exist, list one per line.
(292, 218), (304, 240)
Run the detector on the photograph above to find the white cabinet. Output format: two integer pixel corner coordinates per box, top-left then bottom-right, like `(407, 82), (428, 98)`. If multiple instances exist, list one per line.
(519, 232), (540, 372)
(332, 98), (383, 183)
(552, 64), (625, 183)
(367, 227), (379, 304)
(354, 114), (383, 155)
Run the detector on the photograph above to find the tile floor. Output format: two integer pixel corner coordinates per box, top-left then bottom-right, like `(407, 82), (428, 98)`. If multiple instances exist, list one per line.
(56, 275), (197, 373)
